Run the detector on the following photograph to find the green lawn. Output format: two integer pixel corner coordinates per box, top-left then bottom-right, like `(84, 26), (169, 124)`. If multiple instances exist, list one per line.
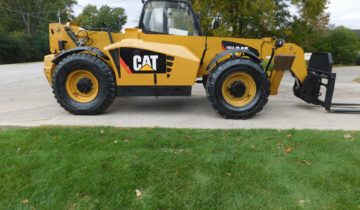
(0, 127), (359, 210)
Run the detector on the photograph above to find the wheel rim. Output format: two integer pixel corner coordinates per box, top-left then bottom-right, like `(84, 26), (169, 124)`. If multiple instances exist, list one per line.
(65, 70), (99, 103)
(221, 72), (257, 107)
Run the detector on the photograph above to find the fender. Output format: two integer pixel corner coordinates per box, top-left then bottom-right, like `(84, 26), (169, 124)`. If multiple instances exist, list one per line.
(52, 46), (109, 64)
(206, 49), (262, 71)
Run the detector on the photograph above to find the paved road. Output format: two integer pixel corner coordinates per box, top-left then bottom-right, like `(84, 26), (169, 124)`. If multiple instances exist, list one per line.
(0, 62), (359, 130)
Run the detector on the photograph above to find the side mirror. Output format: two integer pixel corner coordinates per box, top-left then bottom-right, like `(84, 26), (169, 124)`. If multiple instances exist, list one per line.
(211, 16), (221, 30)
(275, 39), (285, 49)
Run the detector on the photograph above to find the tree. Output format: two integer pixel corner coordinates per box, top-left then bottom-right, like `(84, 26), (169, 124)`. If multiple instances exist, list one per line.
(0, 0), (76, 35)
(316, 27), (360, 64)
(289, 0), (330, 51)
(74, 5), (127, 31)
(193, 0), (292, 38)
(0, 0), (77, 64)
(192, 0), (330, 51)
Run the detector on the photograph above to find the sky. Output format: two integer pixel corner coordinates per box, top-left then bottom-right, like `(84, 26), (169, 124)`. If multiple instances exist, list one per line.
(75, 0), (360, 29)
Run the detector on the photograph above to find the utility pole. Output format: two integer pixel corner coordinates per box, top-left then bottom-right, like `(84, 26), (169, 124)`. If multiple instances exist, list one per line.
(58, 10), (61, 24)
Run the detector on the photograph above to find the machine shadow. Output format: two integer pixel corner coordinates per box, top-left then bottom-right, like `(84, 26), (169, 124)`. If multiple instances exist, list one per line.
(108, 96), (212, 114)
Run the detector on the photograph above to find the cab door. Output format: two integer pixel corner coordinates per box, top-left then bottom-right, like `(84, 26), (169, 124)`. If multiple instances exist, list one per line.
(138, 0), (205, 86)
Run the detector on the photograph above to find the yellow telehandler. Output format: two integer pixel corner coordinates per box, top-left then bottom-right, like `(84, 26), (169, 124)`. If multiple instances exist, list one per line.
(43, 0), (359, 119)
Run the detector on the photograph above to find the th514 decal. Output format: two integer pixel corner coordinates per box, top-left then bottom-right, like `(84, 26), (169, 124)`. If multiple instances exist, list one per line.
(222, 41), (260, 57)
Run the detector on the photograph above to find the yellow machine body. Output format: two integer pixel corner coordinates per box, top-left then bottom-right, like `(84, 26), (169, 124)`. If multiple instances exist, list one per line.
(44, 23), (307, 95)
(44, 0), (348, 118)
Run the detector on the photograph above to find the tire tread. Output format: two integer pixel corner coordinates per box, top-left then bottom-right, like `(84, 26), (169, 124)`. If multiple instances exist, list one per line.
(206, 58), (270, 119)
(52, 53), (116, 115)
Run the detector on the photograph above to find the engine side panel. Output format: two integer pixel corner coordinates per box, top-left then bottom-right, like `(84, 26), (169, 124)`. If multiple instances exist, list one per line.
(104, 39), (200, 86)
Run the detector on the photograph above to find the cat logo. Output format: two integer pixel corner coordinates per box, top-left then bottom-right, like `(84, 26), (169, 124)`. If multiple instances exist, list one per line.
(116, 48), (169, 74)
(133, 55), (159, 71)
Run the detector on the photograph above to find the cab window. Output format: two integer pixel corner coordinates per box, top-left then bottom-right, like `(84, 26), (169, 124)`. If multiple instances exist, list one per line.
(141, 1), (200, 36)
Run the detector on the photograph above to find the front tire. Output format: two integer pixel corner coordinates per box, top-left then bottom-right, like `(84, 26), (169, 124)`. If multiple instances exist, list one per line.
(206, 58), (270, 119)
(52, 53), (116, 115)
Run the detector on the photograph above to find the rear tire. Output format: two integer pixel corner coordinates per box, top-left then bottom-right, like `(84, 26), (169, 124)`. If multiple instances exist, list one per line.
(202, 75), (208, 89)
(52, 53), (116, 115)
(206, 58), (270, 119)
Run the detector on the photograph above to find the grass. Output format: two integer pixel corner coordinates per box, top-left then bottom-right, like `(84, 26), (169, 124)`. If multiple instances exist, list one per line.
(354, 77), (360, 83)
(0, 127), (359, 210)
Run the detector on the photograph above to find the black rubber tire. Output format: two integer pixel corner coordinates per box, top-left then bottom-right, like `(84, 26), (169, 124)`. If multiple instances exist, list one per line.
(202, 75), (208, 89)
(52, 53), (116, 115)
(206, 58), (270, 119)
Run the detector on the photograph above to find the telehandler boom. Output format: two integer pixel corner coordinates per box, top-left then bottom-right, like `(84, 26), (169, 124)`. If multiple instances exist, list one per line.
(43, 0), (360, 119)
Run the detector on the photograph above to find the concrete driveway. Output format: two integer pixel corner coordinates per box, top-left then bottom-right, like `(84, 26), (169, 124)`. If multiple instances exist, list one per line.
(0, 62), (359, 130)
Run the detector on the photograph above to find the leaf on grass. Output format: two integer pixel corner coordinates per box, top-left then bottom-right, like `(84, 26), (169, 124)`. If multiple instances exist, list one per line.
(83, 195), (91, 201)
(298, 199), (310, 207)
(68, 203), (77, 210)
(285, 146), (293, 154)
(114, 140), (118, 144)
(287, 134), (292, 138)
(225, 172), (232, 177)
(302, 160), (311, 165)
(17, 148), (22, 152)
(22, 199), (29, 205)
(185, 135), (192, 140)
(344, 133), (353, 141)
(135, 189), (142, 197)
(100, 130), (105, 134)
(174, 149), (183, 154)
(250, 145), (255, 149)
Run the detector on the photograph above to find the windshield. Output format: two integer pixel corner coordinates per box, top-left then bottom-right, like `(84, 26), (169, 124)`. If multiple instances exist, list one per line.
(141, 1), (200, 36)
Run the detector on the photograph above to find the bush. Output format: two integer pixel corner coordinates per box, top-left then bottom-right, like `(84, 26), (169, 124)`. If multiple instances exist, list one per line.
(0, 31), (17, 64)
(356, 55), (360, 66)
(0, 31), (49, 64)
(315, 27), (360, 65)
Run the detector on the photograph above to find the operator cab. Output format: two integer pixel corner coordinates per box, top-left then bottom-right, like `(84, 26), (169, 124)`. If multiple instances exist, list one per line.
(139, 0), (202, 36)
